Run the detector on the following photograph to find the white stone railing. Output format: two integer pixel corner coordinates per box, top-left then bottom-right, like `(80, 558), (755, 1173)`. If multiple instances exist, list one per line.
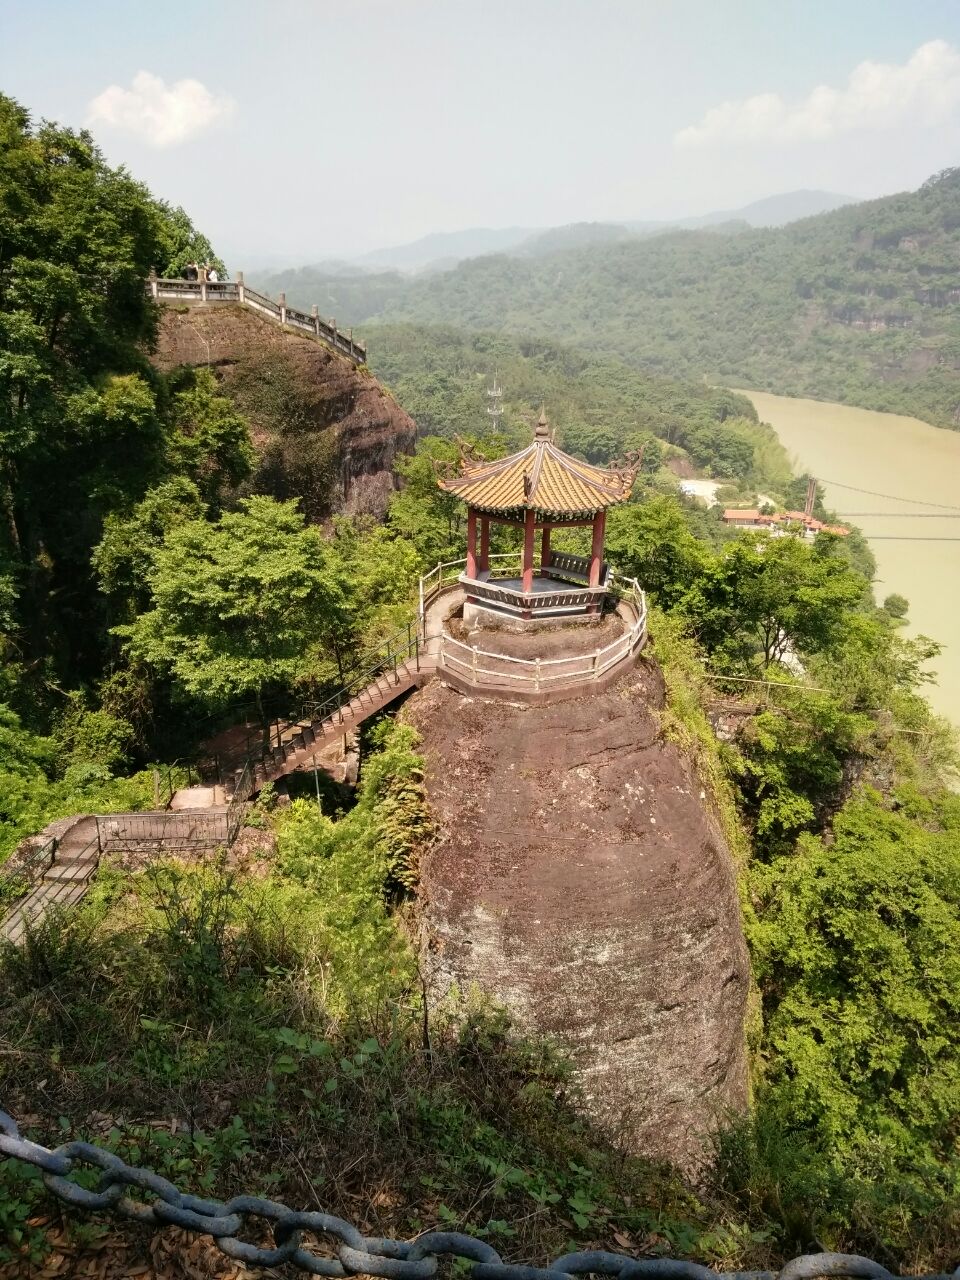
(437, 577), (647, 692)
(418, 560), (648, 694)
(147, 275), (366, 364)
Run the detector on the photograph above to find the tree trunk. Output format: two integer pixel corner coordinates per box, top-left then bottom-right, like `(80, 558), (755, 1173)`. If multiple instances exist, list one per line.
(255, 687), (271, 754)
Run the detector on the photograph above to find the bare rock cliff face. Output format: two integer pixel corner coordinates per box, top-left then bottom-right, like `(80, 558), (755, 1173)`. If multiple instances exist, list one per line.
(153, 305), (416, 517)
(407, 659), (749, 1172)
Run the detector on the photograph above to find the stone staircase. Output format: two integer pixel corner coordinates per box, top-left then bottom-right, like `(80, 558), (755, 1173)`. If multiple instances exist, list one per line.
(244, 656), (436, 794)
(2, 817), (101, 946)
(0, 588), (463, 945)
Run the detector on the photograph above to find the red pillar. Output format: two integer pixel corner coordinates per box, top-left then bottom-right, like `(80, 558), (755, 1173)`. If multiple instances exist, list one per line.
(522, 509), (536, 593)
(479, 516), (490, 573)
(541, 523), (552, 570)
(589, 511), (606, 587)
(466, 508), (478, 579)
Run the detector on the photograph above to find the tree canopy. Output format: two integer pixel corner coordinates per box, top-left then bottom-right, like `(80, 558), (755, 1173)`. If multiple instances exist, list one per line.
(117, 496), (347, 719)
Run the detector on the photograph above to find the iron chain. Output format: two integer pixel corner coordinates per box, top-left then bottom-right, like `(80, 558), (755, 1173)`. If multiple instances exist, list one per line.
(1, 1111), (956, 1280)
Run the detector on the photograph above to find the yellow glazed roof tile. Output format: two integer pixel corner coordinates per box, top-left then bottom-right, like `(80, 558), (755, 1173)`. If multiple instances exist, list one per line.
(438, 416), (637, 517)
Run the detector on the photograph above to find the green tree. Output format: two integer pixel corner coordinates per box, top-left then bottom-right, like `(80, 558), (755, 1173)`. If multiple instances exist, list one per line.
(387, 436), (469, 567)
(750, 788), (960, 1193)
(155, 204), (225, 279)
(604, 496), (708, 605)
(117, 496), (348, 734)
(686, 535), (866, 670)
(882, 591), (910, 621)
(167, 368), (254, 500)
(0, 92), (223, 692)
(93, 478), (206, 616)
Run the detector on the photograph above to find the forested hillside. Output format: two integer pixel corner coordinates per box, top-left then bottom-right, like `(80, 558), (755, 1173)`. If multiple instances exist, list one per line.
(262, 169), (960, 428)
(366, 323), (793, 491)
(3, 91), (960, 1277)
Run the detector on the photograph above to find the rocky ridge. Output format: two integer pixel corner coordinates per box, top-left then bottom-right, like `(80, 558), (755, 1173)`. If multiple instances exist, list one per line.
(407, 656), (750, 1173)
(152, 303), (416, 518)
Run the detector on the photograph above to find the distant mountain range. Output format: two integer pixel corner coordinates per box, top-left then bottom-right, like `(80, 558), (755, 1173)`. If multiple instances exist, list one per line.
(330, 190), (855, 276)
(253, 170), (960, 429)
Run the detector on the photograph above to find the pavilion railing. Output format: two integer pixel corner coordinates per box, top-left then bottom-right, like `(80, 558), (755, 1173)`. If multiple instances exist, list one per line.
(418, 554), (612, 620)
(147, 275), (366, 364)
(433, 574), (648, 693)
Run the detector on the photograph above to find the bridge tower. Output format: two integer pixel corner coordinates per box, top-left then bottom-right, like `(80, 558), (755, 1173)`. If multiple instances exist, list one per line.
(804, 475), (817, 519)
(486, 371), (504, 435)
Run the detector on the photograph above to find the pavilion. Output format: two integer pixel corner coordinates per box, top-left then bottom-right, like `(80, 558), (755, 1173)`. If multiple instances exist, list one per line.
(437, 410), (639, 624)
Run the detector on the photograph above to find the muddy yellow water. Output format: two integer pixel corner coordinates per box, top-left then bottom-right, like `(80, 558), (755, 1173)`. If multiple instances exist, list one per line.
(737, 390), (960, 728)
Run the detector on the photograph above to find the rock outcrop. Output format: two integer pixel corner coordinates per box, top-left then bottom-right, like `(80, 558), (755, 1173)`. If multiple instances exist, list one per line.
(407, 657), (749, 1173)
(152, 304), (416, 518)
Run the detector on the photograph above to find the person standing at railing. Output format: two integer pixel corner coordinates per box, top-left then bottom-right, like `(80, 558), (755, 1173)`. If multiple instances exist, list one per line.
(183, 261), (198, 281)
(208, 265), (219, 282)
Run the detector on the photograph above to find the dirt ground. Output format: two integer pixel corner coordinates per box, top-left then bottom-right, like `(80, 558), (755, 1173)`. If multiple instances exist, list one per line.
(446, 610), (625, 659)
(407, 654), (749, 1172)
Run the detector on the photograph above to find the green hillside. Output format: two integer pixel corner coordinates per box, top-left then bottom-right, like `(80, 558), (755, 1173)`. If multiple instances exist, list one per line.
(5, 91), (960, 1273)
(264, 170), (960, 428)
(366, 322), (793, 493)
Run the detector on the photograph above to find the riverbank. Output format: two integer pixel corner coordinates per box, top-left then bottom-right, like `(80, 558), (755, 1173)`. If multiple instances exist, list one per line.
(735, 389), (960, 729)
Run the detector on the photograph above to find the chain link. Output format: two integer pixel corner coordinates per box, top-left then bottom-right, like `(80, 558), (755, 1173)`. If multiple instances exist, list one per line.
(1, 1111), (956, 1279)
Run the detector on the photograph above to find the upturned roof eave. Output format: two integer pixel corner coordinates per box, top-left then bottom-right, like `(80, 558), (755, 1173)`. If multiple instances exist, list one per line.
(438, 493), (623, 519)
(436, 433), (637, 516)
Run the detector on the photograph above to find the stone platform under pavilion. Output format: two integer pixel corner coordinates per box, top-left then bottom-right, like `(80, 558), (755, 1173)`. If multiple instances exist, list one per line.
(437, 410), (639, 629)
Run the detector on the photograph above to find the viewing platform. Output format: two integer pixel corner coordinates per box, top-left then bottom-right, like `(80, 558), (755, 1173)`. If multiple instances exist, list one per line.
(147, 274), (366, 365)
(420, 559), (648, 703)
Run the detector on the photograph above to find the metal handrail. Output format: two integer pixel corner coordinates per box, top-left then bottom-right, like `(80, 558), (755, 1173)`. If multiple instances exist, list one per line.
(190, 564), (644, 795)
(0, 835), (58, 907)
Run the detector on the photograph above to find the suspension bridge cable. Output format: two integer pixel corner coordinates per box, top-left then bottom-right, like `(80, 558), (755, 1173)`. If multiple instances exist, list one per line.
(817, 477), (960, 512)
(839, 506), (960, 512)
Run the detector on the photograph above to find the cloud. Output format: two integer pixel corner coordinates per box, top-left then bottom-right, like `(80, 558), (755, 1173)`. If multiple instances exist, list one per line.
(675, 40), (960, 148)
(87, 71), (235, 147)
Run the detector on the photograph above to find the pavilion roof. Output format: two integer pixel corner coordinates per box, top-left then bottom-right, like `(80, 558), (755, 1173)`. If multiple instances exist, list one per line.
(437, 411), (638, 519)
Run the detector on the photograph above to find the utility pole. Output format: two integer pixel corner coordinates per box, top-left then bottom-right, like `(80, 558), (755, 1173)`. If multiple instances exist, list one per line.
(486, 371), (504, 435)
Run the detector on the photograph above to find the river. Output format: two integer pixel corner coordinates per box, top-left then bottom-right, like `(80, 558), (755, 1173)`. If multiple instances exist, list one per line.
(736, 390), (960, 728)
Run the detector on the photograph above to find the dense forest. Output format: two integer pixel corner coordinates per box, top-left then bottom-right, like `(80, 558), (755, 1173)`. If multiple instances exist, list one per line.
(2, 93), (960, 1276)
(260, 169), (960, 429)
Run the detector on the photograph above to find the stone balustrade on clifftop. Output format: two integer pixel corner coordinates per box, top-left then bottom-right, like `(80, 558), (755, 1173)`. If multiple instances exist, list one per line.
(148, 275), (366, 365)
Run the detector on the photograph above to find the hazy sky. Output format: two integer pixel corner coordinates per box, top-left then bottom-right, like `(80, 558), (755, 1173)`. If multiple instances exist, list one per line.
(4, 0), (960, 264)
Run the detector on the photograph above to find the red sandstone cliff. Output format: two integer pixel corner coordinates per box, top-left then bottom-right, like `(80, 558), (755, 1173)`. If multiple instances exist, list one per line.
(152, 304), (416, 518)
(407, 658), (749, 1173)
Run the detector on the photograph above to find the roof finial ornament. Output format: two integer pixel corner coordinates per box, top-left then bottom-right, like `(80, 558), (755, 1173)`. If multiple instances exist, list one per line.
(535, 404), (550, 440)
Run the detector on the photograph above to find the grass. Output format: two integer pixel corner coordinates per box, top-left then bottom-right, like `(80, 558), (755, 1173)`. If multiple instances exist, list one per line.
(0, 859), (776, 1272)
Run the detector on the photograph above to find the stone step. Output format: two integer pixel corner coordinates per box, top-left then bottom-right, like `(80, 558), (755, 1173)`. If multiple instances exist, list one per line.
(43, 860), (98, 883)
(55, 845), (99, 862)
